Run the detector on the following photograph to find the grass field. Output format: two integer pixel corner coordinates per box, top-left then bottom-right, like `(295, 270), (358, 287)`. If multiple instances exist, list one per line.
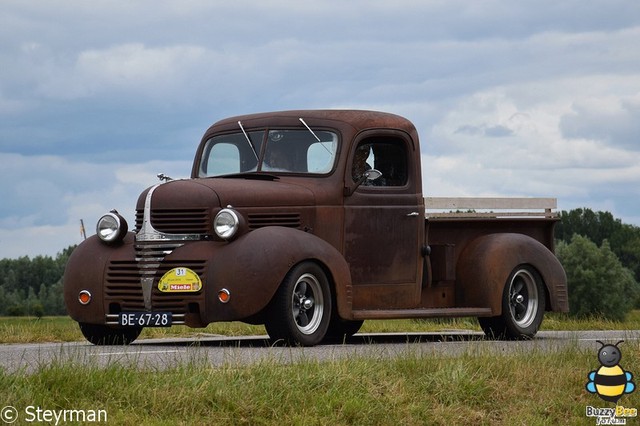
(1, 340), (638, 425)
(1, 311), (639, 344)
(0, 314), (639, 424)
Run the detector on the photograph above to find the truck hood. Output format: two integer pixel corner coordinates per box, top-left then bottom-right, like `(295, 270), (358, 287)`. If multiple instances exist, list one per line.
(138, 177), (316, 210)
(135, 177), (315, 236)
(195, 177), (316, 208)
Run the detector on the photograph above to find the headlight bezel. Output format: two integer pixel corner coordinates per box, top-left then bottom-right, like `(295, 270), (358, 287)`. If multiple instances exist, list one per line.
(214, 208), (240, 240)
(96, 211), (128, 243)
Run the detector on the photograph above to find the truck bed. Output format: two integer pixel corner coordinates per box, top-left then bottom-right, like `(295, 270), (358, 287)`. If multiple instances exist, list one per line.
(425, 197), (558, 279)
(420, 197), (559, 311)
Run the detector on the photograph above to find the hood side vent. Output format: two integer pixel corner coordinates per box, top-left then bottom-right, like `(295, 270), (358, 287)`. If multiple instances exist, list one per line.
(248, 213), (301, 229)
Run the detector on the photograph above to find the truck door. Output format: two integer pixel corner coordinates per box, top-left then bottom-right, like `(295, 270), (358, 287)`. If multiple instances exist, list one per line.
(343, 132), (424, 309)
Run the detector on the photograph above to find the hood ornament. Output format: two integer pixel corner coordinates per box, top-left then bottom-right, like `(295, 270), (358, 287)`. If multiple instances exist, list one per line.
(157, 173), (173, 182)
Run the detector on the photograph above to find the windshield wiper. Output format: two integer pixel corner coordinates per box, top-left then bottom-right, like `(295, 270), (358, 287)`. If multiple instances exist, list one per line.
(299, 118), (321, 142)
(238, 120), (259, 161)
(299, 117), (333, 155)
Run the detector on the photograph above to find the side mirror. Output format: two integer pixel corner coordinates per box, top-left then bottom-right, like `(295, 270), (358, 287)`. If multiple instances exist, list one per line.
(346, 169), (383, 195)
(344, 169), (382, 197)
(364, 169), (382, 181)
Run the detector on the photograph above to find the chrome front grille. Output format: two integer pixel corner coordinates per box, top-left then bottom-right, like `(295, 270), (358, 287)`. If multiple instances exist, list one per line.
(104, 242), (206, 318)
(135, 208), (210, 234)
(135, 207), (303, 233)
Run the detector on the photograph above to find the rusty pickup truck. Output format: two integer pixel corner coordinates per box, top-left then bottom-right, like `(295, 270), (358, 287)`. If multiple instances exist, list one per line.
(64, 110), (568, 346)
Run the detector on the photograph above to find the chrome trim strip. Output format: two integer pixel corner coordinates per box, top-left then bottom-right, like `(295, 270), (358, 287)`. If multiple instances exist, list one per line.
(136, 182), (203, 242)
(131, 181), (205, 316)
(141, 277), (154, 310)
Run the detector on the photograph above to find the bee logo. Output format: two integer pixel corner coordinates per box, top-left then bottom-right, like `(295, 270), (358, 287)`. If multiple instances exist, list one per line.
(586, 340), (635, 403)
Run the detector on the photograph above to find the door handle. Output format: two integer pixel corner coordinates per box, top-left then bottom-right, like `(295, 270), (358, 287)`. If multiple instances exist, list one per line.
(406, 212), (420, 217)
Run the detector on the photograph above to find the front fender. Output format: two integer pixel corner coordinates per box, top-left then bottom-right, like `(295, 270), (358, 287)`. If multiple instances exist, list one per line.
(204, 227), (353, 323)
(63, 232), (136, 324)
(456, 233), (568, 315)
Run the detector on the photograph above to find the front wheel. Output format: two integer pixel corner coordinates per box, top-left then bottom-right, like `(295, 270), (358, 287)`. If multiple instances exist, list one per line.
(323, 317), (364, 343)
(265, 262), (332, 346)
(478, 265), (546, 340)
(79, 323), (142, 345)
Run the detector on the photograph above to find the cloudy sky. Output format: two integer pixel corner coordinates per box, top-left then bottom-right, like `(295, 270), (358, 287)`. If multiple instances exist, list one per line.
(1, 1), (639, 259)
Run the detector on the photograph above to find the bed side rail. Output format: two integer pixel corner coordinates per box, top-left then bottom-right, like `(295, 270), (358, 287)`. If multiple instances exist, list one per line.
(425, 197), (558, 218)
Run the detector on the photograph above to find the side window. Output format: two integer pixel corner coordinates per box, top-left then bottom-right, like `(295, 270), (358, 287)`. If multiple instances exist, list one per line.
(352, 143), (374, 182)
(352, 139), (408, 186)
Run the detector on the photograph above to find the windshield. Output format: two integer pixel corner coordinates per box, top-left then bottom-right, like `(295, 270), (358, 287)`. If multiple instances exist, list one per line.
(198, 129), (338, 177)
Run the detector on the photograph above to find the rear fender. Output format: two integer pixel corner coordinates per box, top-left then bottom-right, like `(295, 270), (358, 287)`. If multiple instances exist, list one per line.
(205, 227), (353, 322)
(456, 233), (568, 315)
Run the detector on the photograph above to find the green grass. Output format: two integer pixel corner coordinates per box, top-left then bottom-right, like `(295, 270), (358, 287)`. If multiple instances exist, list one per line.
(1, 314), (639, 424)
(0, 316), (81, 343)
(1, 311), (640, 344)
(1, 342), (638, 425)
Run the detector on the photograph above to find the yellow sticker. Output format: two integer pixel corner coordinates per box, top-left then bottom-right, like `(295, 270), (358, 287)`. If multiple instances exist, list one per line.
(158, 267), (202, 293)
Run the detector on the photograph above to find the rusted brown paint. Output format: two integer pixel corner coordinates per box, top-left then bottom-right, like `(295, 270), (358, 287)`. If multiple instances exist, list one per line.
(456, 233), (568, 315)
(63, 109), (567, 333)
(64, 233), (132, 323)
(200, 226), (353, 322)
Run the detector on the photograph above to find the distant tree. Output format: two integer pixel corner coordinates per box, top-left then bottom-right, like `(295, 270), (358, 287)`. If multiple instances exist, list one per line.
(556, 235), (640, 321)
(3, 288), (26, 316)
(37, 282), (62, 316)
(555, 208), (620, 246)
(609, 224), (640, 286)
(26, 287), (44, 318)
(556, 208), (640, 285)
(41, 280), (66, 315)
(0, 245), (75, 316)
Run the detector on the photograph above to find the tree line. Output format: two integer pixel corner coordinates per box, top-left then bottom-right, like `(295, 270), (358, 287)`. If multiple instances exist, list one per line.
(0, 208), (639, 320)
(0, 246), (74, 317)
(554, 208), (640, 320)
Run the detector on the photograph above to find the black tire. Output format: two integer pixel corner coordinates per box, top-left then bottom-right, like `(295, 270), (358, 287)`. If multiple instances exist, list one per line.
(324, 317), (364, 343)
(478, 265), (545, 340)
(264, 262), (332, 346)
(79, 323), (142, 345)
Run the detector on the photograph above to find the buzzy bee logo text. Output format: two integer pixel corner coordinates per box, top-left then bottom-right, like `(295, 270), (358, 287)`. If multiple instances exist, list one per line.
(585, 340), (637, 424)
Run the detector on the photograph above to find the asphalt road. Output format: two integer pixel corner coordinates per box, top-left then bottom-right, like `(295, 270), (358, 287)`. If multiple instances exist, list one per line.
(1, 330), (639, 373)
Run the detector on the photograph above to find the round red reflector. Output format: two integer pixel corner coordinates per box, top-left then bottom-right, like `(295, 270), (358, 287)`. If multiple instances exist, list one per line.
(218, 289), (230, 303)
(78, 290), (92, 305)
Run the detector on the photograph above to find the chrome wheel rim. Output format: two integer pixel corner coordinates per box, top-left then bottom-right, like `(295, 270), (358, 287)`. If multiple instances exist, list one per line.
(508, 269), (539, 328)
(291, 273), (324, 335)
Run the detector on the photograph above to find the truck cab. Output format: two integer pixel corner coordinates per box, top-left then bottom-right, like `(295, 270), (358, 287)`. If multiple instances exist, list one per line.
(64, 110), (567, 346)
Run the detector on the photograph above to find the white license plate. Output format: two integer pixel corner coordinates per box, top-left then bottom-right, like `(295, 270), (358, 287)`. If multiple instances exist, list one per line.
(118, 312), (172, 327)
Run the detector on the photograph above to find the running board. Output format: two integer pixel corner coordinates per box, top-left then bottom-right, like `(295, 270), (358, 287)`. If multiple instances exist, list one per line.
(351, 307), (493, 320)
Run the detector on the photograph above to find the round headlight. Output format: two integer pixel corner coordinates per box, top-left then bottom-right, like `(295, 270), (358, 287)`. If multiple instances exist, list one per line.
(96, 211), (128, 243)
(214, 209), (239, 240)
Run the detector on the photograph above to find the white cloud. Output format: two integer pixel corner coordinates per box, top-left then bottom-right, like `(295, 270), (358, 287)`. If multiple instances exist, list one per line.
(0, 152), (191, 258)
(34, 43), (210, 100)
(421, 74), (640, 225)
(1, 0), (640, 257)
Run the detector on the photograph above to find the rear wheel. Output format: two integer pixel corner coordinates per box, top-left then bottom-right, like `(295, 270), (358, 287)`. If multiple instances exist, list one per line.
(265, 262), (331, 346)
(478, 266), (545, 340)
(79, 323), (142, 345)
